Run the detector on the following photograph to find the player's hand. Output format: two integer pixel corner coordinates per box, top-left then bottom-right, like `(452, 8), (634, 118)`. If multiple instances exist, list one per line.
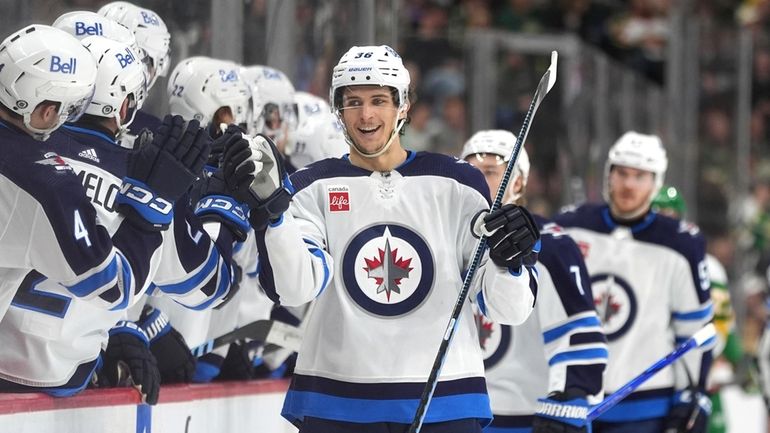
(98, 321), (160, 404)
(208, 124), (244, 169)
(472, 204), (540, 269)
(532, 390), (590, 433)
(663, 388), (711, 433)
(118, 115), (211, 230)
(221, 133), (294, 230)
(138, 306), (196, 384)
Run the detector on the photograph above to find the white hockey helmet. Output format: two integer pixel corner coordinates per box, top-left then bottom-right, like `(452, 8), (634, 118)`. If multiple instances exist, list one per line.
(239, 65), (298, 144)
(461, 129), (530, 202)
(329, 45), (410, 158)
(167, 57), (250, 128)
(289, 91), (327, 155)
(288, 91), (348, 166)
(330, 45), (410, 112)
(53, 11), (140, 55)
(0, 25), (97, 140)
(603, 131), (668, 203)
(97, 2), (170, 91)
(81, 36), (146, 134)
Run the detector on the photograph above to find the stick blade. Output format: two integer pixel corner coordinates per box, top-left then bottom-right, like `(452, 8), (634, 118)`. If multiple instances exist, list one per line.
(545, 51), (558, 93)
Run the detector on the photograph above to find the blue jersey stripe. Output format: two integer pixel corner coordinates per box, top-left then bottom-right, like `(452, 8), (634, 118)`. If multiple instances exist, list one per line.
(65, 255), (119, 297)
(156, 247), (218, 295)
(308, 246), (330, 297)
(108, 253), (133, 310)
(189, 259), (231, 310)
(672, 303), (713, 321)
(282, 390), (492, 425)
(476, 291), (488, 317)
(597, 396), (671, 422)
(542, 316), (602, 344)
(548, 347), (608, 366)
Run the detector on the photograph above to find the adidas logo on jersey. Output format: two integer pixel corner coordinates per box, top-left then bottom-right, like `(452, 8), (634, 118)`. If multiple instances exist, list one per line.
(78, 148), (100, 163)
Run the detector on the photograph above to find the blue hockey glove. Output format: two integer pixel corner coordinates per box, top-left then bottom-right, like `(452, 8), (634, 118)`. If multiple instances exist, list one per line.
(533, 390), (591, 433)
(138, 305), (196, 384)
(222, 133), (293, 230)
(118, 115), (211, 231)
(194, 162), (252, 242)
(98, 320), (160, 404)
(472, 204), (540, 269)
(663, 388), (711, 433)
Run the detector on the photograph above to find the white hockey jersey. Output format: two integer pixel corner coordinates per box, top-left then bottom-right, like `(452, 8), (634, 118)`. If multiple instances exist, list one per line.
(482, 215), (607, 431)
(257, 152), (538, 426)
(554, 204), (713, 423)
(0, 123), (237, 392)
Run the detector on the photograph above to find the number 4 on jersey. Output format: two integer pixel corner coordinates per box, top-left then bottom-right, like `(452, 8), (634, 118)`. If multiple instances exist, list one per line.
(74, 210), (92, 247)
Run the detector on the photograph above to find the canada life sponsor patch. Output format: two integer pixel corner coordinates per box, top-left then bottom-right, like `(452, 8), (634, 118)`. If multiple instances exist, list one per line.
(328, 185), (350, 212)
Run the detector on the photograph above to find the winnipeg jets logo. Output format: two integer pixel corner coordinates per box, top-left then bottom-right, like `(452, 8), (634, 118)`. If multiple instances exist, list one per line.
(475, 313), (511, 369)
(591, 273), (637, 341)
(476, 313), (494, 350)
(342, 224), (434, 316)
(35, 152), (73, 172)
(363, 238), (413, 301)
(595, 290), (622, 322)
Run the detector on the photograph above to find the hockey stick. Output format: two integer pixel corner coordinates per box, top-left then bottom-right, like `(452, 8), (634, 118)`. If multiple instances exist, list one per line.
(408, 51), (559, 433)
(190, 319), (303, 357)
(585, 323), (716, 423)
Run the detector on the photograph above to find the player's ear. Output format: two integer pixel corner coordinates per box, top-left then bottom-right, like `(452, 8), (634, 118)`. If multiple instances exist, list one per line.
(39, 101), (60, 123)
(119, 98), (130, 122)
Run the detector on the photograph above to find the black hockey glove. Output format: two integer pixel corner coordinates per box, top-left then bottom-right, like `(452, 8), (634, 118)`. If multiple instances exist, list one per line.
(98, 321), (160, 405)
(532, 389), (590, 433)
(222, 133), (294, 231)
(472, 204), (540, 269)
(663, 388), (711, 433)
(217, 342), (257, 381)
(208, 124), (244, 169)
(137, 305), (196, 384)
(117, 115), (212, 231)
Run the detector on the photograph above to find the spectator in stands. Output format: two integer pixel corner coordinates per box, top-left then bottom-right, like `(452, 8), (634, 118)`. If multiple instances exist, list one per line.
(494, 0), (545, 33)
(608, 0), (670, 83)
(432, 95), (468, 156)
